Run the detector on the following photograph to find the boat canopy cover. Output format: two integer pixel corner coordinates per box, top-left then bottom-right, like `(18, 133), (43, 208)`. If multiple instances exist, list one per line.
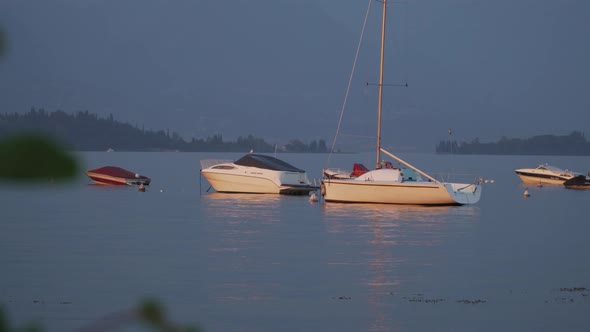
(355, 168), (403, 182)
(351, 163), (369, 177)
(564, 175), (590, 187)
(235, 154), (304, 172)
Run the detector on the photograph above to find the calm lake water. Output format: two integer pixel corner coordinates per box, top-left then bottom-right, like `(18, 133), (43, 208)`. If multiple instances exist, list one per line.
(1, 152), (590, 331)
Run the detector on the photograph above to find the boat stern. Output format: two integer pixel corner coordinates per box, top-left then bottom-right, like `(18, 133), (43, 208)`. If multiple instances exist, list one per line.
(445, 182), (481, 205)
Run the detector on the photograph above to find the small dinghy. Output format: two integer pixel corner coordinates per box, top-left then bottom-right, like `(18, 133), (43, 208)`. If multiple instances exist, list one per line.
(86, 166), (151, 186)
(563, 175), (590, 189)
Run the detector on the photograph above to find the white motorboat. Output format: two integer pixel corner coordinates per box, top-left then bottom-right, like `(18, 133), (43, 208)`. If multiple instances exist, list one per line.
(515, 164), (577, 185)
(200, 153), (318, 195)
(321, 0), (481, 206)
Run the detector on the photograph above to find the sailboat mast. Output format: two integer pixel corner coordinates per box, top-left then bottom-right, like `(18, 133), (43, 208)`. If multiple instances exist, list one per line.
(376, 0), (387, 168)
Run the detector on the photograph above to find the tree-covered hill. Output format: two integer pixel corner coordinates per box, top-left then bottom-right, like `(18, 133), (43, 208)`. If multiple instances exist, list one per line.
(0, 109), (328, 153)
(436, 131), (590, 156)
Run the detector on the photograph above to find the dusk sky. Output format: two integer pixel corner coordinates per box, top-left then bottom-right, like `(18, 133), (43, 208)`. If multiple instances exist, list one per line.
(1, 0), (588, 151)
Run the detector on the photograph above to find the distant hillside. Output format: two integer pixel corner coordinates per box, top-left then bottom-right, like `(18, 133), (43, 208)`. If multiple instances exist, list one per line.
(436, 131), (590, 156)
(0, 0), (370, 144)
(0, 109), (328, 153)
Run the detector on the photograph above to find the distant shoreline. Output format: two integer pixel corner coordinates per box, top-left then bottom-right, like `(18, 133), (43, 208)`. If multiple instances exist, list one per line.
(435, 131), (590, 156)
(4, 109), (588, 156)
(0, 109), (332, 154)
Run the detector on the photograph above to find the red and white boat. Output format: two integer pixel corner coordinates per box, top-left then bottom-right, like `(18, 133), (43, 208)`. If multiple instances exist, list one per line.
(86, 166), (151, 186)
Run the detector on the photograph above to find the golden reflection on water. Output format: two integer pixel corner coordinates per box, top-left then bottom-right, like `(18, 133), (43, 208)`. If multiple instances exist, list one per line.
(201, 192), (282, 221)
(201, 193), (285, 304)
(322, 203), (480, 332)
(322, 203), (479, 223)
(322, 203), (479, 249)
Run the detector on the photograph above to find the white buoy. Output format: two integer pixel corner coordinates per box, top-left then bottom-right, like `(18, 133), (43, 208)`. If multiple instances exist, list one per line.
(309, 191), (318, 202)
(523, 188), (530, 197)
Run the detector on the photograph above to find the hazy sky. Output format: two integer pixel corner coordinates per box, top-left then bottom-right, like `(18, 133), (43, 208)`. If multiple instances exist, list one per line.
(1, 0), (589, 151)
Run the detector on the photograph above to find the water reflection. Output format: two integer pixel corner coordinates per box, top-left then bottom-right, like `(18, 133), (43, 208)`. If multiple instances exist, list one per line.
(202, 192), (282, 221)
(322, 204), (480, 331)
(323, 203), (479, 248)
(201, 193), (286, 305)
(322, 203), (479, 223)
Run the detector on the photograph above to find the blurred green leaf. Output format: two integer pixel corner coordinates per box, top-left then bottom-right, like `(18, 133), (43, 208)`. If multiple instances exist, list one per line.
(138, 299), (166, 327)
(0, 26), (5, 58)
(0, 134), (78, 181)
(0, 308), (8, 332)
(0, 307), (42, 332)
(137, 299), (203, 332)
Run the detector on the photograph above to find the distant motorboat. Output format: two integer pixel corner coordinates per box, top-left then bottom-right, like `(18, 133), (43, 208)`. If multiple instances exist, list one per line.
(86, 166), (151, 186)
(200, 154), (318, 195)
(563, 175), (590, 189)
(515, 164), (577, 185)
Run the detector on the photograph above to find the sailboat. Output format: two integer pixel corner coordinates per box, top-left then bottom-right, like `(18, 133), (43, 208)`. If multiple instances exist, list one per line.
(321, 0), (481, 205)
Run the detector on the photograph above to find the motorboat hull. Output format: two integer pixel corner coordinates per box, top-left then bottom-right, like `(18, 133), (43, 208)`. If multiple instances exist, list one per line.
(200, 154), (318, 195)
(321, 179), (481, 205)
(515, 165), (576, 185)
(201, 170), (317, 195)
(515, 172), (569, 185)
(86, 166), (151, 186)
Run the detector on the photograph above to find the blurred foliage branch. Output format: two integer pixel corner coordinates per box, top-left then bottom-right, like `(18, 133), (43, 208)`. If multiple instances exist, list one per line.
(0, 22), (201, 332)
(0, 134), (78, 182)
(0, 26), (78, 183)
(0, 26), (5, 57)
(1, 299), (202, 332)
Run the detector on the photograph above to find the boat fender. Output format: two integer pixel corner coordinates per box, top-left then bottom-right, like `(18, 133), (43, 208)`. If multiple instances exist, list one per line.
(309, 192), (319, 202)
(320, 183), (326, 196)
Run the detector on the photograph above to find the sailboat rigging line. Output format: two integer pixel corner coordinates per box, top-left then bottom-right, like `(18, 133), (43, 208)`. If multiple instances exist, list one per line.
(379, 148), (441, 183)
(325, 0), (372, 169)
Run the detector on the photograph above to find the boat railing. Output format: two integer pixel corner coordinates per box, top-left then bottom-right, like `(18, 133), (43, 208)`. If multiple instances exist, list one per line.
(430, 172), (481, 184)
(200, 159), (234, 169)
(311, 178), (322, 187)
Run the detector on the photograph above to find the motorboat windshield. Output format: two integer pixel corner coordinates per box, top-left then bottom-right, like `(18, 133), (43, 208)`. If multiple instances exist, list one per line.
(536, 164), (565, 173)
(234, 154), (304, 172)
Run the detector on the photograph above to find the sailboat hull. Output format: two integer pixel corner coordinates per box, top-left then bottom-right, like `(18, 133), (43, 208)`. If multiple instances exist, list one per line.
(321, 179), (481, 205)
